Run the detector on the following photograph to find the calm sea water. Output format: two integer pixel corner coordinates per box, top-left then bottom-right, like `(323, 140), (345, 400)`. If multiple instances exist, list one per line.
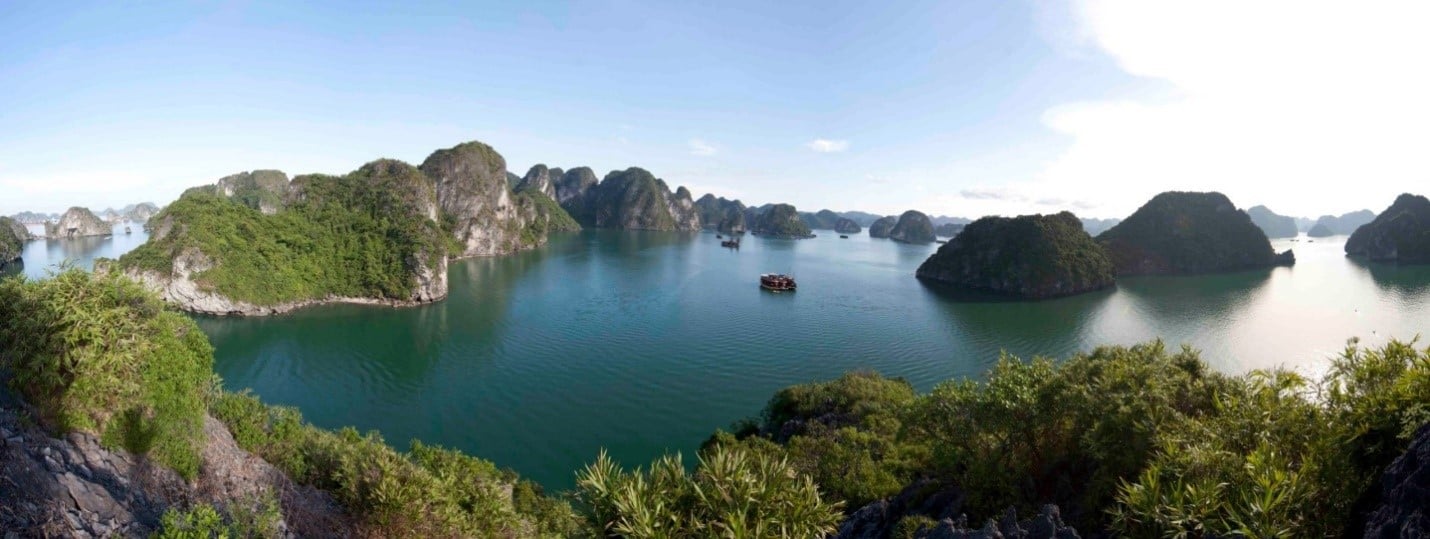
(13, 228), (1430, 489)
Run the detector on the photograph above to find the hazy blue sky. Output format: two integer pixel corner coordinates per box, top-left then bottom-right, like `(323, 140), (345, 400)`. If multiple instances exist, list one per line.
(3, 1), (1426, 218)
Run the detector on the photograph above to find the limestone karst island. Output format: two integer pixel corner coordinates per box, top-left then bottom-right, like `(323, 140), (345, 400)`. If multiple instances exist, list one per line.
(3, 3), (1430, 538)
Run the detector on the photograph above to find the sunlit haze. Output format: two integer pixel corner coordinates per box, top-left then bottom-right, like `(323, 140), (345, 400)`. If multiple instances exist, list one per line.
(3, 0), (1425, 218)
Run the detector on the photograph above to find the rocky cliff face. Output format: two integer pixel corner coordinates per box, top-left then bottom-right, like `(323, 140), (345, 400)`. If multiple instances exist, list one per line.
(554, 167), (599, 207)
(834, 217), (862, 234)
(419, 141), (561, 256)
(753, 203), (813, 238)
(1247, 205), (1299, 238)
(836, 479), (1080, 539)
(196, 170), (292, 214)
(1345, 193), (1430, 264)
(570, 168), (702, 230)
(0, 397), (348, 538)
(1359, 421), (1430, 538)
(1097, 192), (1292, 276)
(45, 207), (112, 238)
(890, 210), (936, 243)
(917, 212), (1115, 300)
(695, 194), (749, 234)
(869, 216), (897, 238)
(1, 216), (27, 266)
(123, 202), (161, 223)
(517, 164), (561, 199)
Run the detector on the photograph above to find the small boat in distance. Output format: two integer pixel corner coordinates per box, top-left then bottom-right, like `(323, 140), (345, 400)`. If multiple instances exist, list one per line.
(716, 234), (723, 239)
(125, 226), (132, 234)
(760, 273), (796, 292)
(839, 234), (849, 239)
(721, 238), (740, 248)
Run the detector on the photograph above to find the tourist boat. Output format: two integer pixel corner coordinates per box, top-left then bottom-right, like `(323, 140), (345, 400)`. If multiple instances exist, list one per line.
(716, 234), (723, 239)
(839, 234), (849, 239)
(760, 273), (796, 291)
(721, 238), (740, 248)
(125, 226), (132, 234)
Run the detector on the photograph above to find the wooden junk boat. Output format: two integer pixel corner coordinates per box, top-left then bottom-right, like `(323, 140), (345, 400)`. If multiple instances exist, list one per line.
(760, 273), (796, 292)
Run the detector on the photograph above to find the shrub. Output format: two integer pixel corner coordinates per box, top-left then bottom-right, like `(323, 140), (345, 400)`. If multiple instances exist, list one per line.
(575, 445), (843, 538)
(0, 269), (214, 478)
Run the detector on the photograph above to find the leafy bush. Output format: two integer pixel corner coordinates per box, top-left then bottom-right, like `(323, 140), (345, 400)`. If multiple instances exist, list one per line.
(212, 391), (578, 537)
(0, 269), (214, 478)
(575, 445), (843, 538)
(730, 339), (1430, 536)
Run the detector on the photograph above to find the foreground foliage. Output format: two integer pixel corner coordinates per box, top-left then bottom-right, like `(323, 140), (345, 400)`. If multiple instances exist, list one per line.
(0, 269), (214, 478)
(575, 446), (843, 538)
(213, 391), (579, 537)
(712, 338), (1430, 537)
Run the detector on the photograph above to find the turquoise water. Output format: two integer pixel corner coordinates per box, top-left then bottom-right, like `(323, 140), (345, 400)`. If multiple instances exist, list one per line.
(14, 229), (1430, 489)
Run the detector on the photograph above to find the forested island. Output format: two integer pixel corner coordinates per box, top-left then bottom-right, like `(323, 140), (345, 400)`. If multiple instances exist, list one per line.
(2, 269), (1427, 537)
(915, 212), (1114, 299)
(1345, 193), (1430, 264)
(1096, 191), (1294, 275)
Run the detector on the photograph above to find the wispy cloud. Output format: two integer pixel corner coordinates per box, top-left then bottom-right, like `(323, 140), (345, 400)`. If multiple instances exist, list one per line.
(1031, 0), (1430, 217)
(805, 139), (849, 153)
(688, 138), (717, 156)
(866, 174), (890, 185)
(960, 187), (1095, 210)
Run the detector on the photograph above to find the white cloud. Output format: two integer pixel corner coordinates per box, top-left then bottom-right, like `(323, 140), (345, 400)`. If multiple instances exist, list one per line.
(688, 138), (717, 156)
(1031, 0), (1430, 218)
(805, 139), (850, 153)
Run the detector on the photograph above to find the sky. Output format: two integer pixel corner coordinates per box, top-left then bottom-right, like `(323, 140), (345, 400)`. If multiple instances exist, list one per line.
(2, 0), (1427, 219)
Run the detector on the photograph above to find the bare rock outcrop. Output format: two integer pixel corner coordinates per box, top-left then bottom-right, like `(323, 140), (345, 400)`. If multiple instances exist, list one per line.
(0, 400), (348, 538)
(45, 207), (112, 239)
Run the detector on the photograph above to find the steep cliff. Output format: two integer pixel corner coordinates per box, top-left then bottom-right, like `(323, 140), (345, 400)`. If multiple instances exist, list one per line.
(516, 164), (561, 199)
(889, 210), (936, 243)
(1, 216), (26, 267)
(869, 216), (897, 238)
(419, 141), (572, 256)
(916, 212), (1114, 299)
(573, 168), (703, 230)
(1345, 193), (1430, 264)
(695, 194), (749, 234)
(45, 207), (112, 238)
(834, 218), (862, 234)
(1097, 192), (1291, 276)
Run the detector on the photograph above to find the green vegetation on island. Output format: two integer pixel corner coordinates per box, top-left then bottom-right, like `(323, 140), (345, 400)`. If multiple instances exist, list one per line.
(1097, 191), (1292, 275)
(1, 216), (26, 266)
(752, 203), (814, 238)
(1345, 193), (1430, 264)
(694, 194), (749, 234)
(888, 210), (936, 243)
(915, 212), (1115, 299)
(119, 160), (449, 310)
(565, 167), (702, 231)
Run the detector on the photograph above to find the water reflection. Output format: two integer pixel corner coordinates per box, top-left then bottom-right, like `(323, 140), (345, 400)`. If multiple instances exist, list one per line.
(1349, 258), (1430, 302)
(923, 281), (1116, 360)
